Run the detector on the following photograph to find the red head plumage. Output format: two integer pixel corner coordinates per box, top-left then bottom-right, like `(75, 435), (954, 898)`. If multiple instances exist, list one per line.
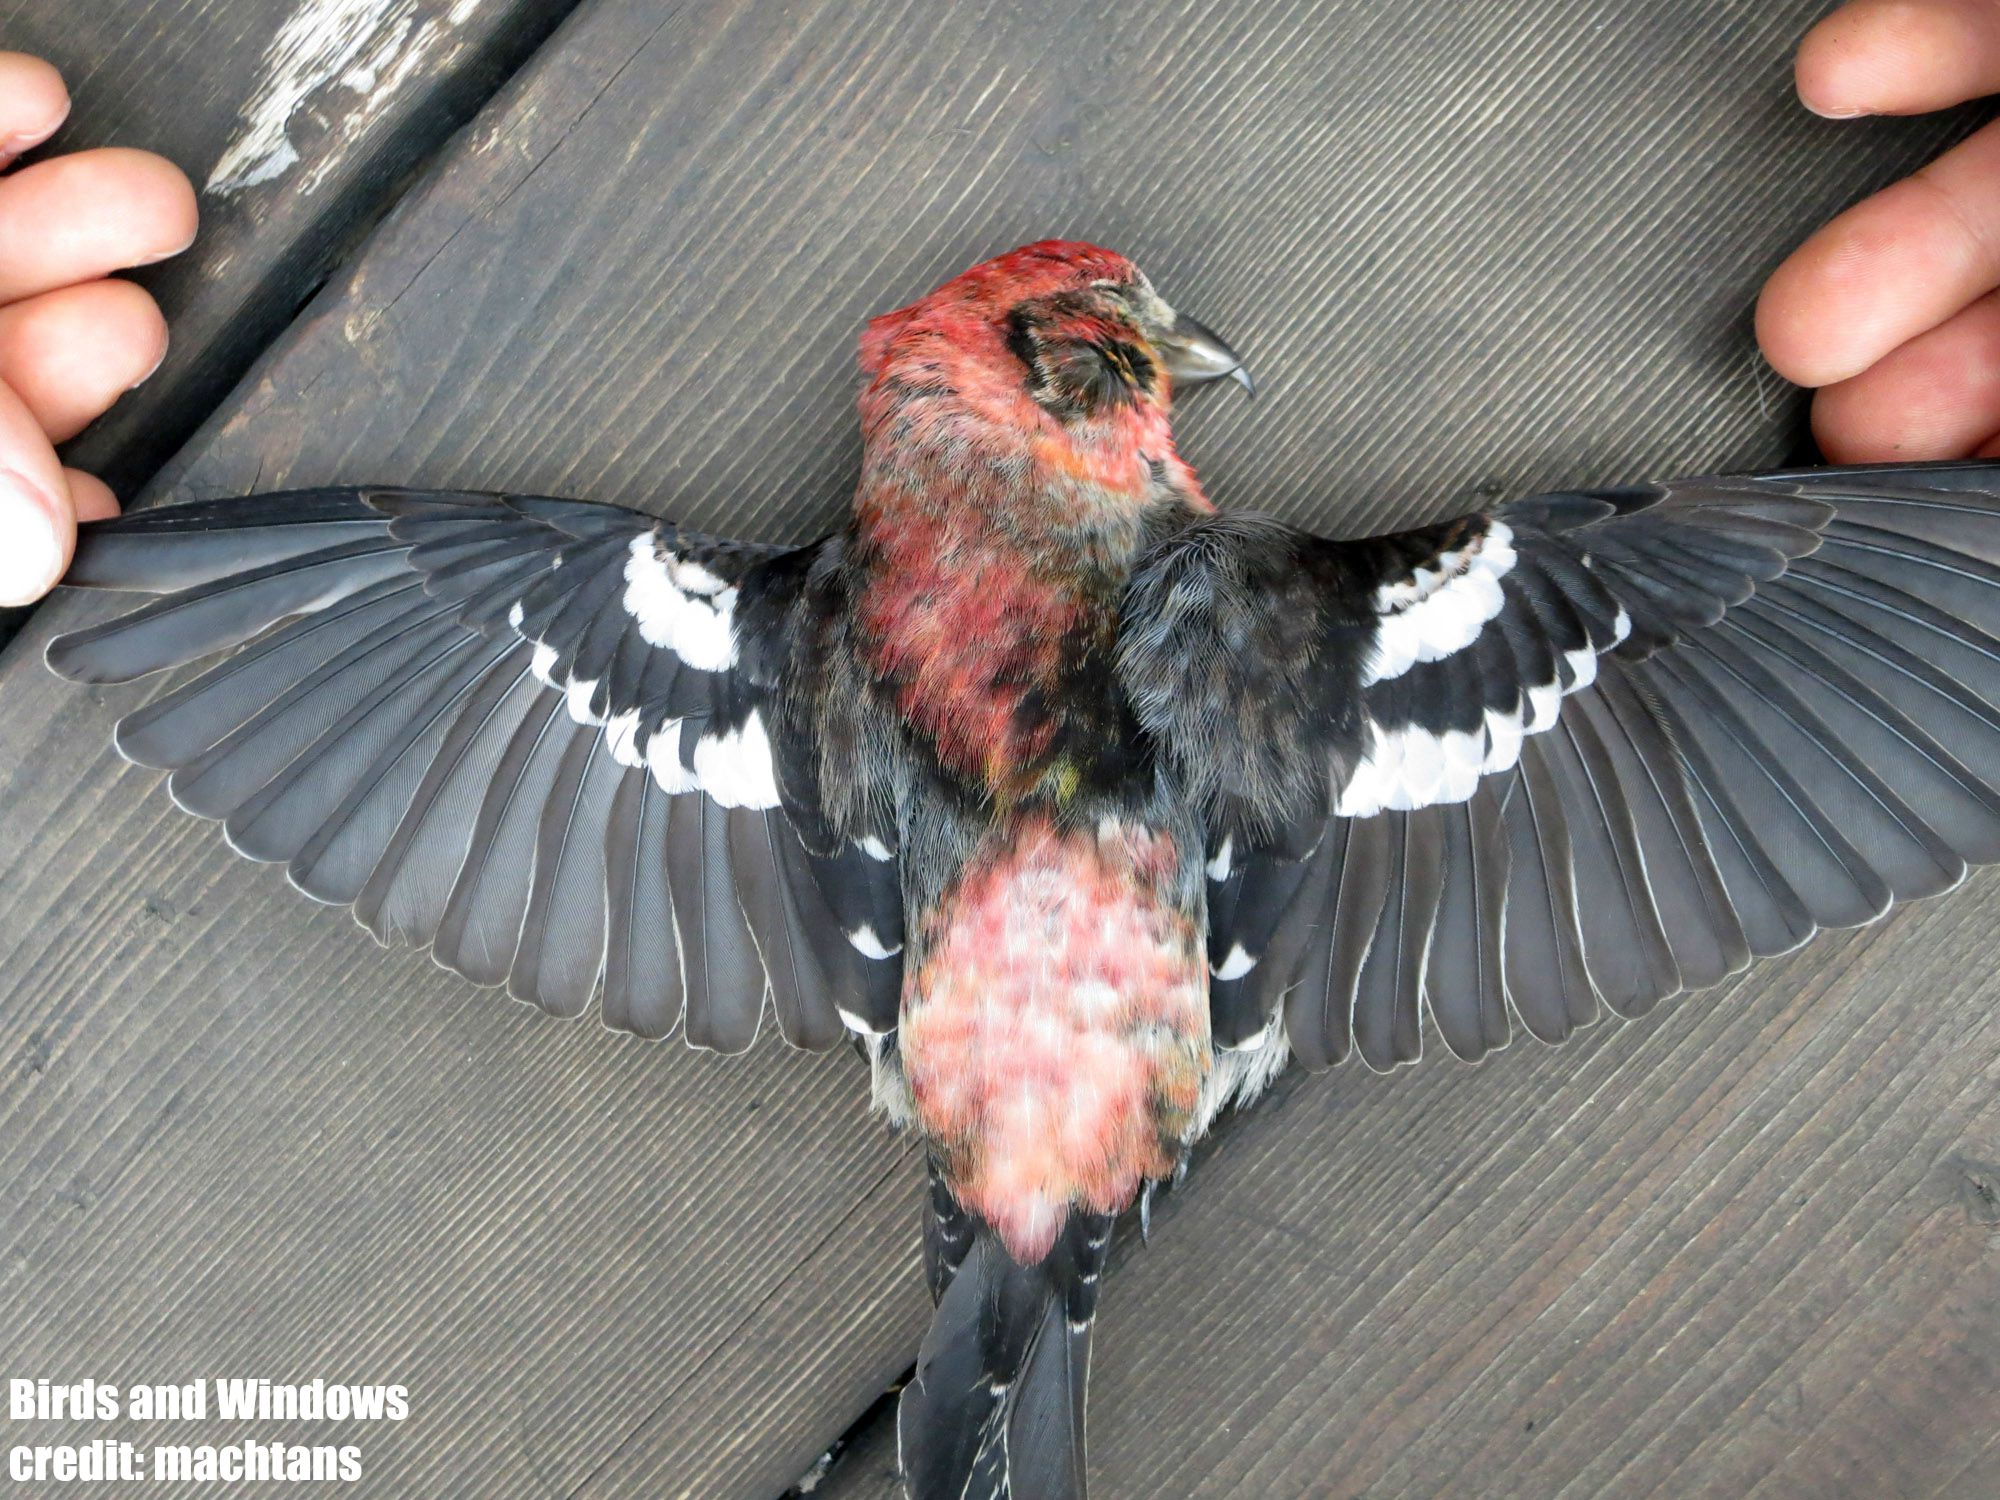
(853, 239), (1233, 512)
(856, 240), (1145, 381)
(849, 240), (1244, 795)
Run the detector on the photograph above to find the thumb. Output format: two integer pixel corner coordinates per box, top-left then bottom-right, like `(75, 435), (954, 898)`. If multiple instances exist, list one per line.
(0, 374), (76, 606)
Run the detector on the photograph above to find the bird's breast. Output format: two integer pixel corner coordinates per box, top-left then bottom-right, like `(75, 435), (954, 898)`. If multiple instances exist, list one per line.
(856, 519), (1083, 789)
(900, 814), (1209, 1263)
(851, 456), (1159, 801)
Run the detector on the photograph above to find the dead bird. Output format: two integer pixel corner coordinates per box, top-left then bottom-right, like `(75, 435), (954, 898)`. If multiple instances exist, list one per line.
(45, 239), (2000, 1499)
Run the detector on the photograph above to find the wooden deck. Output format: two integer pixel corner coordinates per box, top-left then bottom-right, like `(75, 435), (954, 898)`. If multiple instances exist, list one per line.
(1, 3), (1996, 1496)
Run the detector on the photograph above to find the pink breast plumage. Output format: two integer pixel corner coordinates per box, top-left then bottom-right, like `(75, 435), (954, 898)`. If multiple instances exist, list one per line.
(901, 816), (1210, 1262)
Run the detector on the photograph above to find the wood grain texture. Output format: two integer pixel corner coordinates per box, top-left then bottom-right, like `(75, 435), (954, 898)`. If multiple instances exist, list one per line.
(1, 1), (1995, 1497)
(0, 0), (576, 500)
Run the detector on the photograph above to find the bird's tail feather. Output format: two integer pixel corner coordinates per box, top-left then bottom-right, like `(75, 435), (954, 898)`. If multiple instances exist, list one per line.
(898, 1207), (1111, 1500)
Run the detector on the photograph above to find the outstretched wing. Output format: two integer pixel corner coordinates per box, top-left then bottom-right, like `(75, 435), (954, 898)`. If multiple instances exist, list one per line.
(46, 488), (903, 1052)
(1121, 462), (2000, 1072)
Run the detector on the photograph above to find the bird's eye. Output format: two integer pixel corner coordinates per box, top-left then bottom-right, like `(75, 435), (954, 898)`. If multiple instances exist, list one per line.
(1006, 302), (1156, 421)
(1054, 339), (1151, 416)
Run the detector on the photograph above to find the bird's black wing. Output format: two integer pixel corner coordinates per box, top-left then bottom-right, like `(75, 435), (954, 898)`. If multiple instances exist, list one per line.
(47, 488), (903, 1051)
(1120, 462), (2000, 1075)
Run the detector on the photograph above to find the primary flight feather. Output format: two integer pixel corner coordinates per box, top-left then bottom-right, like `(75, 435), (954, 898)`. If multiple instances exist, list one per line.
(45, 239), (2000, 1499)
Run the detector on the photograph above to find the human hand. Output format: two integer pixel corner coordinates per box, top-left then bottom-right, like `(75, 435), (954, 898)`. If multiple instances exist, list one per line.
(0, 52), (195, 606)
(1759, 1), (2000, 463)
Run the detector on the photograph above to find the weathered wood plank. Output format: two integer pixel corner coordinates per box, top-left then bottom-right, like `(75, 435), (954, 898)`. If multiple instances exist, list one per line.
(0, 0), (578, 497)
(1, 1), (1992, 1497)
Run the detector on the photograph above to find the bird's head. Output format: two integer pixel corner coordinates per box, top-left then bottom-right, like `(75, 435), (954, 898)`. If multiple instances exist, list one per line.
(856, 241), (1249, 497)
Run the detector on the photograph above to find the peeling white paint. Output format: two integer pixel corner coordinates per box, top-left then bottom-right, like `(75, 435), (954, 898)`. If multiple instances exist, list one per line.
(206, 0), (487, 197)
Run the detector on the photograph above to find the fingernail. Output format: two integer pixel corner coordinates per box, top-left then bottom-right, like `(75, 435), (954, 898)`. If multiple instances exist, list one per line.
(0, 469), (66, 606)
(130, 334), (169, 390)
(137, 228), (199, 267)
(0, 96), (73, 167)
(1804, 99), (1869, 120)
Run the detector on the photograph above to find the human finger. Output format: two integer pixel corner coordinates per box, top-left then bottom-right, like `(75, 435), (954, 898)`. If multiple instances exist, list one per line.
(0, 278), (167, 441)
(64, 467), (119, 523)
(1756, 116), (2000, 387)
(0, 374), (75, 605)
(1811, 289), (2000, 461)
(0, 52), (70, 166)
(0, 148), (196, 304)
(1797, 0), (2000, 117)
